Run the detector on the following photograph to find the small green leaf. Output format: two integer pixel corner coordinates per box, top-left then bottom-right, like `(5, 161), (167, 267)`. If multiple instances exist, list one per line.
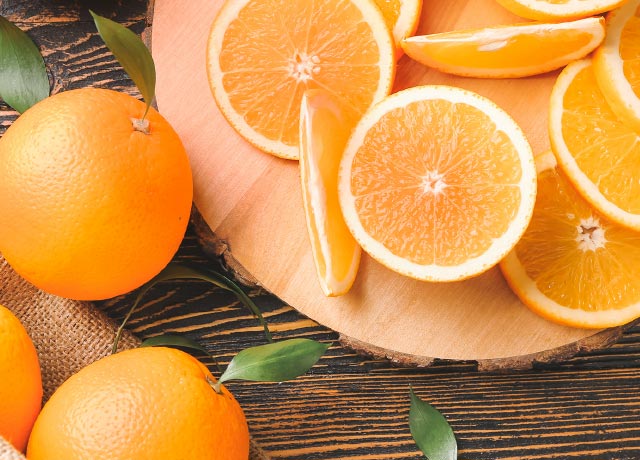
(90, 10), (155, 115)
(410, 388), (457, 460)
(219, 338), (329, 385)
(141, 334), (210, 355)
(0, 15), (49, 113)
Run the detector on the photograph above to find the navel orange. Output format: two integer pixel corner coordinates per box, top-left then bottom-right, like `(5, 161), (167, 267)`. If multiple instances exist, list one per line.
(338, 85), (537, 282)
(0, 305), (42, 452)
(26, 347), (249, 460)
(207, 0), (395, 159)
(0, 88), (193, 300)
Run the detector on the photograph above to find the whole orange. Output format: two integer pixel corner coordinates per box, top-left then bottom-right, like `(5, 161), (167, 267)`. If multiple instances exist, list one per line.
(27, 347), (250, 460)
(0, 304), (42, 452)
(0, 88), (193, 300)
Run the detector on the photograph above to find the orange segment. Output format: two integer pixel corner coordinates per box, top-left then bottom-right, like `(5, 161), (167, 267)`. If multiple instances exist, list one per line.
(300, 90), (361, 296)
(401, 17), (605, 78)
(207, 0), (395, 160)
(374, 0), (422, 50)
(549, 58), (640, 231)
(338, 85), (536, 282)
(501, 152), (640, 329)
(594, 0), (640, 133)
(494, 0), (627, 21)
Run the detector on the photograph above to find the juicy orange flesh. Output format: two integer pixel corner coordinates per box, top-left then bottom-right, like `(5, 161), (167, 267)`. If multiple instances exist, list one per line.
(219, 0), (384, 147)
(407, 26), (596, 69)
(375, 0), (401, 31)
(514, 165), (640, 311)
(621, 9), (640, 99)
(301, 94), (357, 284)
(351, 99), (523, 266)
(560, 63), (640, 214)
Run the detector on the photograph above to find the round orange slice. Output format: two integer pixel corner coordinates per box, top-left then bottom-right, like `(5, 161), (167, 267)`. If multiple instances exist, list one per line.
(300, 90), (361, 296)
(374, 0), (423, 51)
(494, 0), (627, 21)
(338, 85), (537, 282)
(401, 17), (605, 78)
(594, 0), (640, 133)
(501, 152), (640, 329)
(549, 58), (640, 231)
(207, 0), (396, 160)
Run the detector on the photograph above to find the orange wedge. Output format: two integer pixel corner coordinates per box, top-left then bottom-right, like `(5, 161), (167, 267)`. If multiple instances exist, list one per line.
(501, 152), (640, 329)
(494, 0), (627, 21)
(549, 58), (640, 231)
(401, 17), (605, 78)
(338, 85), (537, 282)
(594, 0), (640, 133)
(207, 0), (395, 160)
(374, 0), (423, 51)
(300, 90), (361, 296)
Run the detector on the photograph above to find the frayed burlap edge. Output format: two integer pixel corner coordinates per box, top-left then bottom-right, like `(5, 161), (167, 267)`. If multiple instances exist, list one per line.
(0, 255), (269, 460)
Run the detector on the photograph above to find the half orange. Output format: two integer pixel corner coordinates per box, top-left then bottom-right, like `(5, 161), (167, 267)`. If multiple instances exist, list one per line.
(207, 0), (396, 160)
(501, 152), (640, 329)
(339, 85), (537, 282)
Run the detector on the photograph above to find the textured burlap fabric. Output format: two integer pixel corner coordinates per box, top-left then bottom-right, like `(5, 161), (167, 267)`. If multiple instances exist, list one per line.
(0, 255), (269, 460)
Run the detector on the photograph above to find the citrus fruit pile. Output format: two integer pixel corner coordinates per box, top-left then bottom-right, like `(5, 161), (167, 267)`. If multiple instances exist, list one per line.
(206, 0), (640, 328)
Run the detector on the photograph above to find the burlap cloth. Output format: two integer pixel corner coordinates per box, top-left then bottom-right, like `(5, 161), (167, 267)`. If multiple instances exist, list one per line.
(0, 255), (270, 460)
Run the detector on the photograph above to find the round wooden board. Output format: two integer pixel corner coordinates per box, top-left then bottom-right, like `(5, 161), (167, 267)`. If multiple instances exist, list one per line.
(151, 0), (622, 364)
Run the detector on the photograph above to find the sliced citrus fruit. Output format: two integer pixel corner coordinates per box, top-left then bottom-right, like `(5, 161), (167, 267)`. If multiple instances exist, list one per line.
(594, 0), (640, 133)
(338, 85), (537, 282)
(300, 90), (361, 296)
(501, 152), (640, 329)
(494, 0), (627, 21)
(401, 17), (605, 78)
(207, 0), (396, 160)
(374, 0), (423, 51)
(549, 58), (640, 231)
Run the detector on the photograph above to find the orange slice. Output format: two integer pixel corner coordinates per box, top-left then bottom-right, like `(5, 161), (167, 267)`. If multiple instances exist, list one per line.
(494, 0), (627, 21)
(594, 0), (640, 133)
(300, 90), (361, 296)
(207, 0), (396, 160)
(401, 17), (605, 78)
(374, 0), (423, 51)
(501, 152), (640, 329)
(549, 58), (640, 231)
(338, 85), (537, 282)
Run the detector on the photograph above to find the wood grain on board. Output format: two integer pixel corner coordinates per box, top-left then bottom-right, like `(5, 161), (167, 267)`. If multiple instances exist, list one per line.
(150, 0), (630, 364)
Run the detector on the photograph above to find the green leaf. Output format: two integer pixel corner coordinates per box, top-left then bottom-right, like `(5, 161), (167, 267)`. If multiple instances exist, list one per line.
(111, 262), (272, 354)
(219, 338), (329, 385)
(141, 334), (210, 355)
(0, 15), (49, 113)
(410, 388), (457, 460)
(90, 10), (155, 115)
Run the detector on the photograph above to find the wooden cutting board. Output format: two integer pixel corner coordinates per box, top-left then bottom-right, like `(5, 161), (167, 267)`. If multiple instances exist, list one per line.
(151, 0), (627, 366)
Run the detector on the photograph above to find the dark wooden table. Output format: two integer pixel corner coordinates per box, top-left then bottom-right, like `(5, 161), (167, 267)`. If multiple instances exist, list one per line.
(2, 1), (640, 458)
